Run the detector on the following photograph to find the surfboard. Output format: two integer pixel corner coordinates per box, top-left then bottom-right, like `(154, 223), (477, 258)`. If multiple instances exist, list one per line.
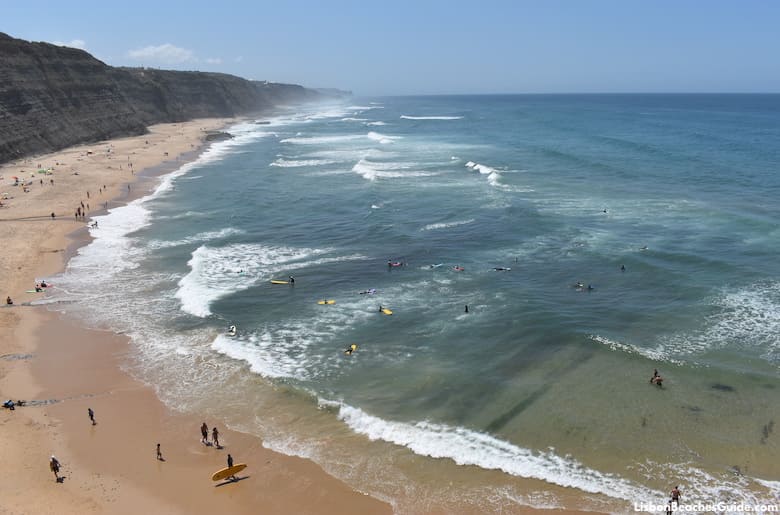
(381, 308), (393, 315)
(270, 280), (290, 284)
(25, 290), (43, 293)
(344, 344), (358, 355)
(317, 300), (336, 305)
(211, 463), (247, 482)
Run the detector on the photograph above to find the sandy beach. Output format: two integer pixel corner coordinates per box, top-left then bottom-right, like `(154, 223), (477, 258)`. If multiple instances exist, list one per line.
(0, 121), (391, 514)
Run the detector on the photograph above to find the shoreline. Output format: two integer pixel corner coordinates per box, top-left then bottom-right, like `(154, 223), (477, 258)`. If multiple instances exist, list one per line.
(0, 120), (392, 514)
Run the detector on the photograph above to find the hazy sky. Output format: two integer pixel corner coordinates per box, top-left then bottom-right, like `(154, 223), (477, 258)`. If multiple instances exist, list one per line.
(4, 1), (779, 95)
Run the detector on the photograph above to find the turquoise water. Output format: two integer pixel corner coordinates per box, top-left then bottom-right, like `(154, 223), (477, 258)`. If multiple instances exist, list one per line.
(53, 95), (780, 512)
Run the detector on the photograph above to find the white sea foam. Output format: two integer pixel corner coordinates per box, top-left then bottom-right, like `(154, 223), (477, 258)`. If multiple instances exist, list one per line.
(325, 401), (660, 503)
(421, 219), (475, 231)
(367, 131), (401, 144)
(176, 244), (331, 317)
(465, 161), (508, 189)
(400, 115), (463, 120)
(347, 105), (383, 110)
(366, 121), (387, 126)
(280, 134), (364, 145)
(147, 227), (245, 250)
(340, 117), (369, 122)
(352, 159), (439, 181)
(589, 335), (687, 366)
(270, 158), (337, 168)
(657, 282), (780, 366)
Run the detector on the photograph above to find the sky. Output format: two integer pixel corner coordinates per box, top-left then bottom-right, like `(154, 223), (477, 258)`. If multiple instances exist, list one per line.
(3, 1), (780, 96)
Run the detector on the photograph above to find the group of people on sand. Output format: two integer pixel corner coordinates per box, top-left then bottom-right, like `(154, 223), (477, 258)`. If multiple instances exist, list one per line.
(201, 422), (221, 449)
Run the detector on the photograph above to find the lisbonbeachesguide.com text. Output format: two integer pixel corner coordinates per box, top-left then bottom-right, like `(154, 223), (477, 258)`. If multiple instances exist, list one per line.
(634, 502), (779, 513)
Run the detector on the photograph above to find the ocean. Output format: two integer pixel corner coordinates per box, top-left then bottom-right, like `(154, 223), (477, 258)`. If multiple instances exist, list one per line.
(50, 94), (780, 512)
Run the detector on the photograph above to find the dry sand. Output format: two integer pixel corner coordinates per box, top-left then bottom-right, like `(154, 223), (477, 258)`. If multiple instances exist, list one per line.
(0, 120), (391, 514)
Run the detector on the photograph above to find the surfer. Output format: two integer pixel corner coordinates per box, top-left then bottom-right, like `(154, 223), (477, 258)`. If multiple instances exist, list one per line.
(465, 305), (469, 313)
(289, 276), (295, 284)
(453, 265), (464, 272)
(228, 325), (237, 336)
(493, 267), (510, 271)
(378, 305), (383, 312)
(587, 284), (594, 291)
(359, 288), (376, 295)
(344, 344), (357, 355)
(621, 264), (626, 272)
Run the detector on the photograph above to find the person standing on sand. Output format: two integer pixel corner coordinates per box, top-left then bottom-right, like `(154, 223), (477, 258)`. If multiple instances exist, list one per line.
(88, 407), (95, 425)
(212, 427), (220, 448)
(6, 296), (12, 305)
(227, 453), (233, 468)
(156, 443), (163, 461)
(201, 422), (209, 444)
(50, 455), (61, 481)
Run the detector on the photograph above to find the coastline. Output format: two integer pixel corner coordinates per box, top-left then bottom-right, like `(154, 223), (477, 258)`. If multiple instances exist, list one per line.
(0, 120), (391, 514)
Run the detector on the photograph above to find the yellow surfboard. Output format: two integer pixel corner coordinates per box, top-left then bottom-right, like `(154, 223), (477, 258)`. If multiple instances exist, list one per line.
(344, 344), (358, 355)
(211, 463), (247, 482)
(317, 300), (336, 305)
(381, 308), (393, 315)
(270, 280), (290, 284)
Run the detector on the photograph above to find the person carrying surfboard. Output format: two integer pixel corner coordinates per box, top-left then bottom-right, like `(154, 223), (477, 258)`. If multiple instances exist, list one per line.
(227, 454), (237, 480)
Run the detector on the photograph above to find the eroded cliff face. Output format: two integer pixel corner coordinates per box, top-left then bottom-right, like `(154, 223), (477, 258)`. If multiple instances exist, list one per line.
(0, 33), (336, 163)
(0, 33), (148, 163)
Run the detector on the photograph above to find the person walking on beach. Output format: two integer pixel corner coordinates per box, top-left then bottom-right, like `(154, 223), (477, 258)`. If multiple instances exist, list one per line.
(670, 485), (681, 505)
(227, 453), (238, 480)
(50, 455), (61, 481)
(465, 304), (469, 313)
(212, 427), (220, 448)
(6, 296), (12, 305)
(201, 422), (209, 445)
(88, 407), (96, 425)
(156, 443), (163, 461)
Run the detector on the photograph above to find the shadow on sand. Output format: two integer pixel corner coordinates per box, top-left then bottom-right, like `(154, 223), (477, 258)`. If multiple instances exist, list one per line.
(214, 475), (249, 487)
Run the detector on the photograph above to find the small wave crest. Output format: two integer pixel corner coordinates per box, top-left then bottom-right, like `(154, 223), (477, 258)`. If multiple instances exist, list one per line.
(466, 161), (506, 189)
(352, 159), (438, 181)
(421, 219), (475, 231)
(270, 158), (337, 168)
(148, 227), (245, 250)
(367, 131), (401, 144)
(401, 115), (463, 120)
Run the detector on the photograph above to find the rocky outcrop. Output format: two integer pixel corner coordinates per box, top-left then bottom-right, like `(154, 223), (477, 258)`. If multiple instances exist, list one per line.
(0, 32), (345, 163)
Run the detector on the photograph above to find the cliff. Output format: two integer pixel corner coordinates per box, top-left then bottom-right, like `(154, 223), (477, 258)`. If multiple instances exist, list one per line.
(0, 33), (342, 163)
